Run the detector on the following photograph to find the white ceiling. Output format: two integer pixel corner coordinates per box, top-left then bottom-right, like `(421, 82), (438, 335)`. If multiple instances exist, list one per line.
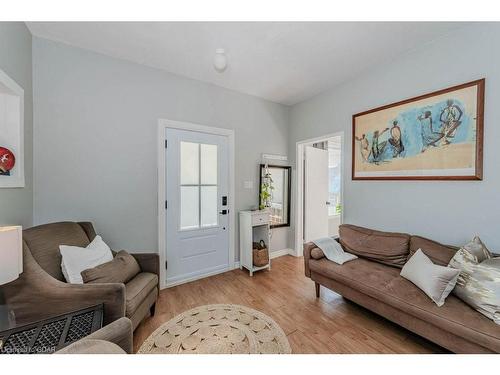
(26, 22), (467, 106)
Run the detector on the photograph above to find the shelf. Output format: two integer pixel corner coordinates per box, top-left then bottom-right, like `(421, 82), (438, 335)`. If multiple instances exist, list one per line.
(251, 263), (270, 272)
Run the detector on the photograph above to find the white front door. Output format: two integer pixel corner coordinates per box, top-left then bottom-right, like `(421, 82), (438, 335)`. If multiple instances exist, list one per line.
(165, 128), (230, 286)
(304, 146), (329, 242)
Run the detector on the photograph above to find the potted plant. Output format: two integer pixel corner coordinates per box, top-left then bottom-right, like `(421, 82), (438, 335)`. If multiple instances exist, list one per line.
(259, 165), (274, 210)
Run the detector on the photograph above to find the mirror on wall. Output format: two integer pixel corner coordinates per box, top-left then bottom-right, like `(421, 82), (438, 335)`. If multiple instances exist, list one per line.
(259, 164), (291, 228)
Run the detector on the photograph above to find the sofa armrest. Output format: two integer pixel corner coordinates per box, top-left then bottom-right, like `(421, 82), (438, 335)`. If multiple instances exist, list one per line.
(84, 317), (133, 353)
(131, 252), (160, 277)
(3, 247), (126, 326)
(303, 242), (317, 278)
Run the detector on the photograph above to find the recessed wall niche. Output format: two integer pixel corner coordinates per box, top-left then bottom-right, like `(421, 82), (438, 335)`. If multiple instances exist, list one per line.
(0, 68), (24, 188)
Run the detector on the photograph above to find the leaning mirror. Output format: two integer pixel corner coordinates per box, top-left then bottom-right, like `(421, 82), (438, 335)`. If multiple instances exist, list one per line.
(259, 164), (291, 228)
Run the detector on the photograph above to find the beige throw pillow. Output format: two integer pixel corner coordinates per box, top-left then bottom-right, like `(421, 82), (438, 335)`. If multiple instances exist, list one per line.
(401, 249), (460, 307)
(81, 250), (141, 284)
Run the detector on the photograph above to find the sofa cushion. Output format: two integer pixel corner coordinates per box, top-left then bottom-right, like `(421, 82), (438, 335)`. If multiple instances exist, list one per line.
(309, 257), (401, 297)
(339, 224), (410, 268)
(384, 276), (500, 352)
(23, 222), (91, 281)
(82, 250), (141, 284)
(409, 236), (458, 266)
(125, 272), (158, 316)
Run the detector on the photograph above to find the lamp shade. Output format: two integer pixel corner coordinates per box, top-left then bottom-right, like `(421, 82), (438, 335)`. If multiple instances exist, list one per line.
(0, 226), (22, 285)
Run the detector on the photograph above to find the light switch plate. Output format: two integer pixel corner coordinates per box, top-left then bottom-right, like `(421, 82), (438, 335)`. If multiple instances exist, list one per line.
(243, 180), (253, 189)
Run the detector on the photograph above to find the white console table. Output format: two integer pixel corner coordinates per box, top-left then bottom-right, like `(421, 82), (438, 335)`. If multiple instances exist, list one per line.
(239, 210), (271, 276)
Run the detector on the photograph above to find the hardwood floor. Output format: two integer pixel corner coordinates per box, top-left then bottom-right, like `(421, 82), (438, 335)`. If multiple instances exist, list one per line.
(134, 255), (446, 353)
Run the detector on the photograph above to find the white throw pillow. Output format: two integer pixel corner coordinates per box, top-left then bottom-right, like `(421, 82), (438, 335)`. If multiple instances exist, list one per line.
(60, 235), (113, 284)
(400, 249), (460, 307)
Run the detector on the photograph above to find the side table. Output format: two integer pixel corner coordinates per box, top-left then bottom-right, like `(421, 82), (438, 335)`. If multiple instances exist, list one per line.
(0, 304), (103, 354)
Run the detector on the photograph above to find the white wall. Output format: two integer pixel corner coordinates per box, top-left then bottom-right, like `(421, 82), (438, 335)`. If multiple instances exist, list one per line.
(33, 37), (290, 258)
(289, 23), (500, 249)
(0, 22), (33, 228)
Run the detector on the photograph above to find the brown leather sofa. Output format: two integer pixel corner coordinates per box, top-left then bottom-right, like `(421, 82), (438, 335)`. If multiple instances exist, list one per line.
(3, 221), (159, 330)
(304, 224), (500, 354)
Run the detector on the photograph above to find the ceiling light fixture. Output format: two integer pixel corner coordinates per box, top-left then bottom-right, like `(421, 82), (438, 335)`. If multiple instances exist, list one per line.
(213, 48), (227, 73)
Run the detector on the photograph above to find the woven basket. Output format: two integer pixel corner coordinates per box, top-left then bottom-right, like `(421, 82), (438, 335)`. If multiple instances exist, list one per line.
(252, 240), (269, 267)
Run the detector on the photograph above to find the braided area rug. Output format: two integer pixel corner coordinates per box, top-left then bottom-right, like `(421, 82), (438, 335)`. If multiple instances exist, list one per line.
(138, 304), (291, 354)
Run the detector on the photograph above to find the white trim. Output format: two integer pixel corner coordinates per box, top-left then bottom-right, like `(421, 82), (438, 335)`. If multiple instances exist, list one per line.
(270, 248), (293, 259)
(0, 68), (24, 188)
(166, 264), (235, 288)
(294, 131), (345, 257)
(158, 119), (235, 290)
(262, 153), (288, 161)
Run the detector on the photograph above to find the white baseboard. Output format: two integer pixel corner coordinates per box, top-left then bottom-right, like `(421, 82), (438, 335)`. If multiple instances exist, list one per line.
(166, 264), (231, 288)
(164, 251), (293, 288)
(270, 248), (294, 259)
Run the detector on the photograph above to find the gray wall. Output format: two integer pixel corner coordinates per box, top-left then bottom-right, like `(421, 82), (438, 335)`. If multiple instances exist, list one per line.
(0, 23), (33, 228)
(32, 37), (290, 258)
(289, 23), (500, 249)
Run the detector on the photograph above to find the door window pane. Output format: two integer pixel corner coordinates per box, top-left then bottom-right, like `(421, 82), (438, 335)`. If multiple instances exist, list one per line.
(180, 141), (199, 184)
(201, 144), (217, 184)
(180, 186), (199, 229)
(201, 186), (218, 227)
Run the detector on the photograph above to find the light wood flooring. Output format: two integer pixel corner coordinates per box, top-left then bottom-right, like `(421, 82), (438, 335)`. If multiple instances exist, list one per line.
(134, 255), (446, 353)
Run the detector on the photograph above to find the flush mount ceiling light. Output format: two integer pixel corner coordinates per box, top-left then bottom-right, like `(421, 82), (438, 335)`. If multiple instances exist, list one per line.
(213, 48), (227, 73)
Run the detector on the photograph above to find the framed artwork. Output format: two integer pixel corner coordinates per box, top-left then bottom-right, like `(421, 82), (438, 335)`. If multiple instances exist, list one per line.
(352, 79), (484, 180)
(0, 68), (24, 188)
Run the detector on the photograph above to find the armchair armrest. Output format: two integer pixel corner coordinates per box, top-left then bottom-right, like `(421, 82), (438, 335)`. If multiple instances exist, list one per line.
(3, 247), (126, 326)
(131, 252), (159, 277)
(84, 317), (133, 353)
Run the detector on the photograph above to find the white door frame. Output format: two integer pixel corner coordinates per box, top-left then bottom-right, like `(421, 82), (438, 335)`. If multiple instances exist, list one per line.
(294, 131), (345, 256)
(158, 119), (235, 289)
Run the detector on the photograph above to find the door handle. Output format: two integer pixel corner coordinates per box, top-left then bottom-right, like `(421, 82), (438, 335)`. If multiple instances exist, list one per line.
(219, 209), (228, 215)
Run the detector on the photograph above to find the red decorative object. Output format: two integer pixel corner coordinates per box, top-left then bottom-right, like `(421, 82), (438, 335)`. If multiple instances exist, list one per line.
(0, 147), (15, 174)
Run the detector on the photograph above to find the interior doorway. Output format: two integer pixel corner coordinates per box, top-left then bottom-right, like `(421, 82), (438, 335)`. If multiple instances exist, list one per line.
(294, 132), (344, 256)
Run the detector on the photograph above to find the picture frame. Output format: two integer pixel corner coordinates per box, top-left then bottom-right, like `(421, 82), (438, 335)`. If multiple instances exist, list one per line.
(352, 79), (484, 181)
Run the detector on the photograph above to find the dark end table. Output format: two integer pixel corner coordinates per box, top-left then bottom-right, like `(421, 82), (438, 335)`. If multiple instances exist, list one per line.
(0, 304), (103, 354)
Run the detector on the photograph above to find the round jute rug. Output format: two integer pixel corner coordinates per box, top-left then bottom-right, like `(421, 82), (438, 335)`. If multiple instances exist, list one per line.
(138, 304), (291, 354)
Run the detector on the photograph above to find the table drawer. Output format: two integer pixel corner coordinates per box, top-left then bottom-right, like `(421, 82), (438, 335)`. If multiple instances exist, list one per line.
(251, 212), (269, 226)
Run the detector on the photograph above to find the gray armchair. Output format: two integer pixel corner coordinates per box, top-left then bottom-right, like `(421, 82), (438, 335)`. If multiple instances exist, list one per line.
(57, 317), (133, 354)
(2, 222), (159, 330)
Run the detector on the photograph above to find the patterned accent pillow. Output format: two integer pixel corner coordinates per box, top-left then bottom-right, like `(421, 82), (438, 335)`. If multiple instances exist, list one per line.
(460, 236), (491, 263)
(448, 237), (499, 324)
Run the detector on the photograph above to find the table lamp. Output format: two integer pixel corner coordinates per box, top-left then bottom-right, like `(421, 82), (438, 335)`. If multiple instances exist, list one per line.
(0, 226), (23, 331)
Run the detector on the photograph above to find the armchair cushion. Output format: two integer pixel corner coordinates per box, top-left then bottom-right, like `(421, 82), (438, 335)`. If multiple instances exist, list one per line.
(125, 272), (158, 316)
(82, 250), (140, 284)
